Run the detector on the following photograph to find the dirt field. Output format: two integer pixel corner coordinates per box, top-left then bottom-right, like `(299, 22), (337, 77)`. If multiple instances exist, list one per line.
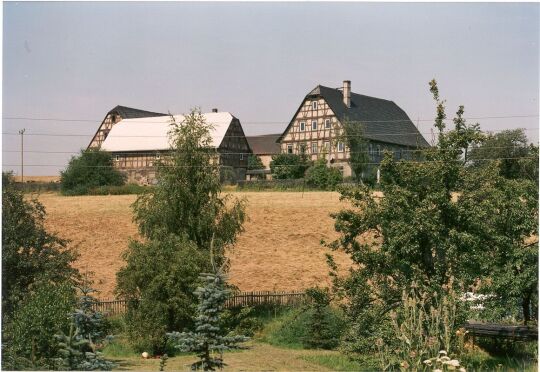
(37, 192), (353, 298)
(15, 175), (60, 183)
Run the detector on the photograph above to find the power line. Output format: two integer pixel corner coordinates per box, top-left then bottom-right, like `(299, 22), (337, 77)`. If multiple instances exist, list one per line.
(3, 157), (537, 168)
(2, 114), (538, 124)
(3, 126), (538, 138)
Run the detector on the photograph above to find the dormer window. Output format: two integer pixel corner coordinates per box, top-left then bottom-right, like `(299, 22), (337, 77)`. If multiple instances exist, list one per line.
(300, 122), (306, 131)
(312, 101), (318, 110)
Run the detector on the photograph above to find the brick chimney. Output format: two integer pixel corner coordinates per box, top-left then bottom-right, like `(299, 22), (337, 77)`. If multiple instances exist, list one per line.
(343, 80), (351, 108)
(212, 108), (218, 113)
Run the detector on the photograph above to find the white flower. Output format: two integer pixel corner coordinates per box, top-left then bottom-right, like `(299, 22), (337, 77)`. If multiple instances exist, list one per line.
(459, 368), (466, 372)
(448, 360), (460, 367)
(439, 350), (447, 355)
(423, 359), (432, 365)
(440, 356), (451, 362)
(433, 369), (443, 372)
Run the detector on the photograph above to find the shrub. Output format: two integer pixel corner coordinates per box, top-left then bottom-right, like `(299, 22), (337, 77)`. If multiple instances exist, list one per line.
(61, 149), (125, 195)
(305, 159), (343, 190)
(2, 282), (76, 370)
(270, 153), (311, 179)
(116, 235), (210, 355)
(221, 306), (264, 337)
(86, 183), (147, 195)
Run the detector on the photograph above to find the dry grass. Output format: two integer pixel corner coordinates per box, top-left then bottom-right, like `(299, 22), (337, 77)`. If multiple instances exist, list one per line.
(37, 192), (352, 298)
(15, 175), (60, 183)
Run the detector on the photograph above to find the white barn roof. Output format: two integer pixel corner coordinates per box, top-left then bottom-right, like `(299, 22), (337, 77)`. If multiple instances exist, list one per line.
(100, 112), (235, 152)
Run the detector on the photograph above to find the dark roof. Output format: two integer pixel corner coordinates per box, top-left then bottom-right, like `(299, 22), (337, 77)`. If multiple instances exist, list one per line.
(246, 134), (281, 154)
(280, 85), (430, 148)
(108, 105), (167, 119)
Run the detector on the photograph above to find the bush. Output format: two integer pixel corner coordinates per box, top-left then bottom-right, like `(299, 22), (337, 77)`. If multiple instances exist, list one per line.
(86, 183), (148, 196)
(270, 153), (311, 179)
(305, 159), (343, 190)
(221, 306), (264, 337)
(2, 282), (76, 370)
(61, 149), (125, 195)
(115, 235), (210, 355)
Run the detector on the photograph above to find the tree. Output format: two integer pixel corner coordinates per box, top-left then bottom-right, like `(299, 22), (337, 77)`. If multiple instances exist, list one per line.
(167, 270), (248, 371)
(305, 158), (343, 190)
(2, 172), (78, 318)
(469, 129), (538, 181)
(132, 109), (246, 256)
(60, 149), (126, 195)
(325, 80), (496, 354)
(247, 154), (265, 170)
(270, 153), (311, 179)
(117, 109), (246, 354)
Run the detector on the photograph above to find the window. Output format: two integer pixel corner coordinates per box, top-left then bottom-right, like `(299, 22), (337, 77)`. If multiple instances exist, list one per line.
(325, 119), (331, 129)
(287, 144), (293, 154)
(312, 120), (318, 130)
(155, 153), (161, 160)
(337, 142), (345, 152)
(312, 101), (318, 110)
(369, 143), (374, 157)
(324, 141), (330, 151)
(300, 121), (306, 131)
(240, 153), (244, 160)
(300, 143), (307, 154)
(115, 155), (120, 161)
(377, 145), (381, 157)
(311, 142), (318, 154)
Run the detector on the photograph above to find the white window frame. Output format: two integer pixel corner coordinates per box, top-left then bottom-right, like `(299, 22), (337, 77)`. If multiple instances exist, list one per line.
(377, 145), (382, 156)
(240, 153), (244, 160)
(311, 141), (318, 154)
(325, 119), (331, 129)
(312, 120), (317, 131)
(312, 101), (318, 110)
(115, 155), (120, 161)
(155, 153), (161, 160)
(300, 121), (306, 131)
(337, 141), (345, 153)
(324, 141), (330, 151)
(287, 144), (293, 154)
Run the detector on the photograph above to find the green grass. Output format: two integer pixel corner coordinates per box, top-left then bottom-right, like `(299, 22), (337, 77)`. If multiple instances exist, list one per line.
(301, 354), (370, 371)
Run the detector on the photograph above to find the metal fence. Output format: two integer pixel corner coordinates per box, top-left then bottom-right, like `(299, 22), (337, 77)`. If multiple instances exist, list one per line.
(92, 290), (307, 317)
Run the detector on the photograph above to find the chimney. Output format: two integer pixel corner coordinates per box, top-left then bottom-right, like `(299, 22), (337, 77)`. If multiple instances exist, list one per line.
(343, 80), (351, 108)
(212, 108), (218, 113)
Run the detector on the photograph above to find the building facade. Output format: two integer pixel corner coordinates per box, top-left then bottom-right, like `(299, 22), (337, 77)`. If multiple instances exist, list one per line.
(277, 81), (430, 178)
(245, 134), (281, 180)
(92, 109), (250, 185)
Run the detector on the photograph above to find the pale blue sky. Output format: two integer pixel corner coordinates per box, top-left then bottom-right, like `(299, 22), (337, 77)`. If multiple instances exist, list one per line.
(3, 2), (539, 175)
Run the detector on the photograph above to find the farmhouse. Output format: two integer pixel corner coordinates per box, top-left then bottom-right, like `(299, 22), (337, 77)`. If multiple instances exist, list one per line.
(245, 134), (281, 180)
(277, 80), (430, 178)
(93, 108), (250, 185)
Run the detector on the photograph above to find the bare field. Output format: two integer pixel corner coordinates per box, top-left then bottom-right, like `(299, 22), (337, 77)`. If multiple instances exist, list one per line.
(37, 192), (352, 298)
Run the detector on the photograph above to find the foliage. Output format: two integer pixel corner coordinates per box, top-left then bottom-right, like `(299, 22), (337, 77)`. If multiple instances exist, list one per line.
(86, 183), (148, 195)
(326, 79), (533, 356)
(469, 128), (539, 181)
(375, 285), (467, 371)
(303, 287), (344, 349)
(132, 109), (246, 256)
(2, 172), (79, 317)
(270, 153), (311, 179)
(60, 149), (125, 195)
(221, 306), (264, 337)
(219, 166), (238, 185)
(2, 282), (76, 370)
(167, 271), (249, 371)
(116, 235), (210, 354)
(305, 159), (343, 190)
(247, 154), (265, 171)
(341, 120), (370, 181)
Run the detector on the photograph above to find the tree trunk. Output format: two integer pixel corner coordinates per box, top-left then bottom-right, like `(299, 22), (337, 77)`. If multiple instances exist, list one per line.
(522, 294), (531, 325)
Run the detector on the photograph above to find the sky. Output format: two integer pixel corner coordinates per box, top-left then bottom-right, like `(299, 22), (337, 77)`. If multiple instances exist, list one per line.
(3, 2), (539, 176)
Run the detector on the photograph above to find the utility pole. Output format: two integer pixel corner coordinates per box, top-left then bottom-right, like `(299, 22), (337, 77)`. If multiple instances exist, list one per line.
(19, 129), (25, 183)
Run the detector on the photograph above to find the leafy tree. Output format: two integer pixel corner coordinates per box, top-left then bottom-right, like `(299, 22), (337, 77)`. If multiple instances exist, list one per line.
(469, 129), (538, 181)
(132, 109), (246, 256)
(270, 153), (311, 179)
(116, 235), (209, 354)
(305, 158), (343, 190)
(325, 80), (499, 354)
(167, 270), (248, 371)
(2, 171), (78, 317)
(117, 109), (246, 354)
(60, 149), (126, 195)
(247, 154), (265, 170)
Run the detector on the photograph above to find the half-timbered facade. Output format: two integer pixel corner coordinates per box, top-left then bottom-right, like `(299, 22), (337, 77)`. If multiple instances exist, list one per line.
(277, 81), (430, 178)
(99, 111), (251, 185)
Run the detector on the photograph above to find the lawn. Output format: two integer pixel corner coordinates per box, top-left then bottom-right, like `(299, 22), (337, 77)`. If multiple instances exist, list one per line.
(36, 191), (354, 298)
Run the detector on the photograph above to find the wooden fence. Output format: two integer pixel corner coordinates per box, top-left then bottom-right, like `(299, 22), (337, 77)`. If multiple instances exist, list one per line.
(92, 290), (307, 317)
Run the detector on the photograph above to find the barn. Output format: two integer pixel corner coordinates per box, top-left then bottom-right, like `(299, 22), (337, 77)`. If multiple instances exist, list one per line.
(98, 110), (251, 185)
